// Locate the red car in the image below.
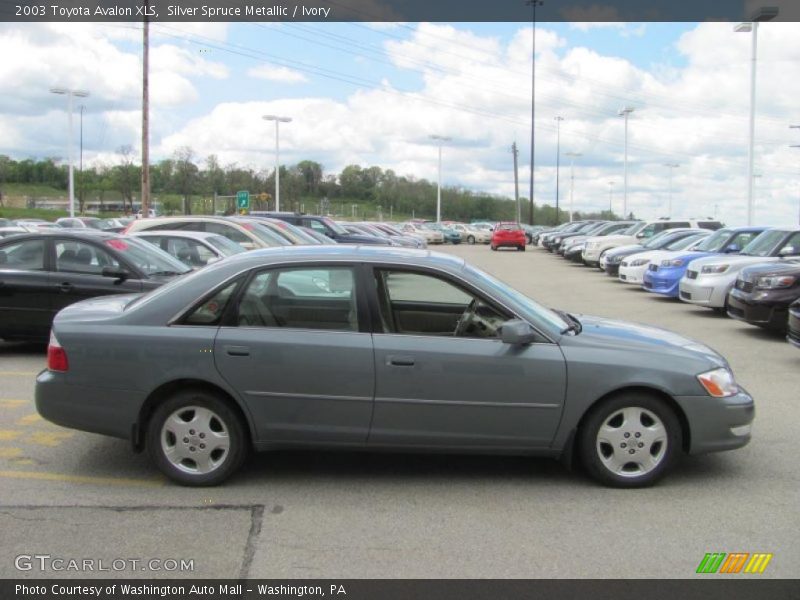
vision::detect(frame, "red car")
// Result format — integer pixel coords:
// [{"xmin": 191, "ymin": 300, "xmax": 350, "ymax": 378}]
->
[{"xmin": 491, "ymin": 222, "xmax": 526, "ymax": 251}]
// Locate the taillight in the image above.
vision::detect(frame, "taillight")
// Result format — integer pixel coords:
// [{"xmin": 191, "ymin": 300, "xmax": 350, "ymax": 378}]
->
[{"xmin": 47, "ymin": 331, "xmax": 69, "ymax": 372}]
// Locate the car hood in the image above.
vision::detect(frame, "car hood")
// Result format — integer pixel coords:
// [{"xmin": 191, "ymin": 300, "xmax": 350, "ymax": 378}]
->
[
  {"xmin": 668, "ymin": 250, "xmax": 715, "ymax": 263},
  {"xmin": 606, "ymin": 243, "xmax": 645, "ymax": 257},
  {"xmin": 587, "ymin": 233, "xmax": 633, "ymax": 245},
  {"xmin": 739, "ymin": 260, "xmax": 800, "ymax": 279},
  {"xmin": 622, "ymin": 249, "xmax": 672, "ymax": 264},
  {"xmin": 688, "ymin": 254, "xmax": 782, "ymax": 271},
  {"xmin": 571, "ymin": 314, "xmax": 726, "ymax": 368},
  {"xmin": 53, "ymin": 293, "xmax": 142, "ymax": 324}
]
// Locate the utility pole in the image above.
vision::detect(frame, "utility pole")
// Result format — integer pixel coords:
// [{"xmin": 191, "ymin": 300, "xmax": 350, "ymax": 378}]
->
[
  {"xmin": 608, "ymin": 181, "xmax": 615, "ymax": 216},
  {"xmin": 430, "ymin": 134, "xmax": 451, "ymax": 222},
  {"xmin": 565, "ymin": 152, "xmax": 582, "ymax": 222},
  {"xmin": 554, "ymin": 116, "xmax": 564, "ymax": 224},
  {"xmin": 791, "ymin": 125, "xmax": 800, "ymax": 225},
  {"xmin": 141, "ymin": 17, "xmax": 150, "ymax": 218},
  {"xmin": 512, "ymin": 142, "xmax": 520, "ymax": 224},
  {"xmin": 79, "ymin": 105, "xmax": 84, "ymax": 213},
  {"xmin": 526, "ymin": 0, "xmax": 543, "ymax": 225},
  {"xmin": 618, "ymin": 106, "xmax": 635, "ymax": 219}
]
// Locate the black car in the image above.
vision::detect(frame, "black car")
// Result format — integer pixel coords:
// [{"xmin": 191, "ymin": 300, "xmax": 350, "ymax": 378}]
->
[
  {"xmin": 787, "ymin": 299, "xmax": 800, "ymax": 348},
  {"xmin": 250, "ymin": 212, "xmax": 388, "ymax": 245},
  {"xmin": 0, "ymin": 231, "xmax": 190, "ymax": 342},
  {"xmin": 727, "ymin": 260, "xmax": 800, "ymax": 332}
]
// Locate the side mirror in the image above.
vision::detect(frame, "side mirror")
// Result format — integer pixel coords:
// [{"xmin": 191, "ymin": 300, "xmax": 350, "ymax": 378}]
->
[
  {"xmin": 779, "ymin": 246, "xmax": 797, "ymax": 257},
  {"xmin": 101, "ymin": 266, "xmax": 131, "ymax": 281},
  {"xmin": 724, "ymin": 244, "xmax": 740, "ymax": 254},
  {"xmin": 635, "ymin": 232, "xmax": 646, "ymax": 239},
  {"xmin": 500, "ymin": 319, "xmax": 538, "ymax": 345}
]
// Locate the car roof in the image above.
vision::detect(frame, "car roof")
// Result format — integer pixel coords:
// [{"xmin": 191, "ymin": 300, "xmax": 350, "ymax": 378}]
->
[{"xmin": 0, "ymin": 230, "xmax": 121, "ymax": 243}]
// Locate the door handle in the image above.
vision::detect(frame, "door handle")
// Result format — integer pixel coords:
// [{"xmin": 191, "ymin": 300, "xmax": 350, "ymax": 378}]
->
[
  {"xmin": 387, "ymin": 355, "xmax": 415, "ymax": 367},
  {"xmin": 58, "ymin": 282, "xmax": 73, "ymax": 292},
  {"xmin": 224, "ymin": 345, "xmax": 250, "ymax": 357}
]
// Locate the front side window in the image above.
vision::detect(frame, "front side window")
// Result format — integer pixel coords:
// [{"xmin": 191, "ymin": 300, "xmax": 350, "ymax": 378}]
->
[
  {"xmin": 375, "ymin": 269, "xmax": 509, "ymax": 339},
  {"xmin": 236, "ymin": 266, "xmax": 358, "ymax": 331},
  {"xmin": 778, "ymin": 232, "xmax": 800, "ymax": 256},
  {"xmin": 166, "ymin": 238, "xmax": 218, "ymax": 268},
  {"xmin": 55, "ymin": 240, "xmax": 120, "ymax": 274},
  {"xmin": 0, "ymin": 238, "xmax": 46, "ymax": 271}
]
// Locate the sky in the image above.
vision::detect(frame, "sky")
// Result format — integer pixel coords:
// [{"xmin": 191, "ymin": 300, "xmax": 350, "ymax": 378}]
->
[{"xmin": 0, "ymin": 19, "xmax": 799, "ymax": 226}]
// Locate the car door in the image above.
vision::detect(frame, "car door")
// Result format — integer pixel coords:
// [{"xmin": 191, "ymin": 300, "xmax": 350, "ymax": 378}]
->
[
  {"xmin": 50, "ymin": 238, "xmax": 143, "ymax": 317},
  {"xmin": 368, "ymin": 267, "xmax": 567, "ymax": 449},
  {"xmin": 213, "ymin": 264, "xmax": 375, "ymax": 444},
  {"xmin": 0, "ymin": 237, "xmax": 52, "ymax": 340}
]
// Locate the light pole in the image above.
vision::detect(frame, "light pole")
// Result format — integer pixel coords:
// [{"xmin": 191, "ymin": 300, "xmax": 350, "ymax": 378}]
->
[
  {"xmin": 262, "ymin": 115, "xmax": 292, "ymax": 212},
  {"xmin": 735, "ymin": 7, "xmax": 778, "ymax": 225},
  {"xmin": 554, "ymin": 116, "xmax": 564, "ymax": 224},
  {"xmin": 526, "ymin": 0, "xmax": 544, "ymax": 225},
  {"xmin": 791, "ymin": 125, "xmax": 800, "ymax": 226},
  {"xmin": 430, "ymin": 134, "xmax": 451, "ymax": 222},
  {"xmin": 664, "ymin": 163, "xmax": 679, "ymax": 217},
  {"xmin": 618, "ymin": 106, "xmax": 635, "ymax": 219},
  {"xmin": 79, "ymin": 105, "xmax": 85, "ymax": 214},
  {"xmin": 608, "ymin": 181, "xmax": 615, "ymax": 216},
  {"xmin": 565, "ymin": 151, "xmax": 582, "ymax": 222},
  {"xmin": 50, "ymin": 87, "xmax": 89, "ymax": 218}
]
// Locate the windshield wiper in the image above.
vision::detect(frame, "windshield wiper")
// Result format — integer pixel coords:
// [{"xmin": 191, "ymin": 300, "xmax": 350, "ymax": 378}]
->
[
  {"xmin": 554, "ymin": 310, "xmax": 582, "ymax": 335},
  {"xmin": 149, "ymin": 270, "xmax": 185, "ymax": 276}
]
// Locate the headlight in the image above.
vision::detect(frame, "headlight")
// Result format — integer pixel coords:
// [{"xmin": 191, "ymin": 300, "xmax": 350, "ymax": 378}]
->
[
  {"xmin": 661, "ymin": 258, "xmax": 684, "ymax": 267},
  {"xmin": 609, "ymin": 255, "xmax": 623, "ymax": 264},
  {"xmin": 630, "ymin": 258, "xmax": 649, "ymax": 266},
  {"xmin": 701, "ymin": 264, "xmax": 729, "ymax": 274},
  {"xmin": 697, "ymin": 367, "xmax": 739, "ymax": 398},
  {"xmin": 554, "ymin": 237, "xmax": 562, "ymax": 243},
  {"xmin": 756, "ymin": 275, "xmax": 796, "ymax": 289}
]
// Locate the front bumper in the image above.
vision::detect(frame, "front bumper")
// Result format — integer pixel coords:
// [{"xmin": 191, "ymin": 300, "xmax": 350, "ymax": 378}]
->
[
  {"xmin": 679, "ymin": 275, "xmax": 731, "ymax": 308},
  {"xmin": 642, "ymin": 267, "xmax": 682, "ymax": 297},
  {"xmin": 618, "ymin": 264, "xmax": 647, "ymax": 284},
  {"xmin": 35, "ymin": 369, "xmax": 142, "ymax": 442},
  {"xmin": 727, "ymin": 289, "xmax": 792, "ymax": 331},
  {"xmin": 675, "ymin": 388, "xmax": 754, "ymax": 455},
  {"xmin": 604, "ymin": 261, "xmax": 622, "ymax": 276}
]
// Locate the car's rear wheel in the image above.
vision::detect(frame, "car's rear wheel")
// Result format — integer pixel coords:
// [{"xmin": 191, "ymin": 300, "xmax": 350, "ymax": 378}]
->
[
  {"xmin": 147, "ymin": 390, "xmax": 247, "ymax": 486},
  {"xmin": 517, "ymin": 245, "xmax": 526, "ymax": 252},
  {"xmin": 491, "ymin": 245, "xmax": 497, "ymax": 251},
  {"xmin": 578, "ymin": 393, "xmax": 681, "ymax": 488},
  {"xmin": 467, "ymin": 235, "xmax": 475, "ymax": 245}
]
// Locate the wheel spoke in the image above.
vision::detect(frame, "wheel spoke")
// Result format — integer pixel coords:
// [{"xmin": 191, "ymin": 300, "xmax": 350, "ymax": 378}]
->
[
  {"xmin": 190, "ymin": 406, "xmax": 217, "ymax": 432},
  {"xmin": 597, "ymin": 424, "xmax": 622, "ymax": 445},
  {"xmin": 163, "ymin": 443, "xmax": 189, "ymax": 466},
  {"xmin": 621, "ymin": 406, "xmax": 643, "ymax": 429},
  {"xmin": 598, "ymin": 447, "xmax": 627, "ymax": 474},
  {"xmin": 164, "ymin": 414, "xmax": 190, "ymax": 438},
  {"xmin": 192, "ymin": 450, "xmax": 213, "ymax": 474}
]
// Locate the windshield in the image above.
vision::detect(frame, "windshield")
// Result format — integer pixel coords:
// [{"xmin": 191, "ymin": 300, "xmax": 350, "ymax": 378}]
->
[
  {"xmin": 322, "ymin": 217, "xmax": 348, "ymax": 236},
  {"xmin": 642, "ymin": 230, "xmax": 685, "ymax": 249},
  {"xmin": 666, "ymin": 234, "xmax": 707, "ymax": 251},
  {"xmin": 741, "ymin": 230, "xmax": 784, "ymax": 257},
  {"xmin": 246, "ymin": 223, "xmax": 292, "ymax": 246},
  {"xmin": 207, "ymin": 235, "xmax": 247, "ymax": 256},
  {"xmin": 693, "ymin": 229, "xmax": 732, "ymax": 252},
  {"xmin": 103, "ymin": 237, "xmax": 191, "ymax": 276},
  {"xmin": 464, "ymin": 264, "xmax": 568, "ymax": 334}
]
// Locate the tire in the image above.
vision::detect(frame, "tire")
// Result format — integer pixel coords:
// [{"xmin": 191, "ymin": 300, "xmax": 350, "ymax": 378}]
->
[
  {"xmin": 518, "ymin": 245, "xmax": 526, "ymax": 252},
  {"xmin": 597, "ymin": 251, "xmax": 608, "ymax": 272},
  {"xmin": 467, "ymin": 235, "xmax": 475, "ymax": 245},
  {"xmin": 491, "ymin": 245, "xmax": 497, "ymax": 251},
  {"xmin": 147, "ymin": 389, "xmax": 248, "ymax": 486},
  {"xmin": 578, "ymin": 393, "xmax": 681, "ymax": 488}
]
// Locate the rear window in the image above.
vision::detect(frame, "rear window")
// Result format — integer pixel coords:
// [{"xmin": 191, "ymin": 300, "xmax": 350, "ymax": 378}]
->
[
  {"xmin": 496, "ymin": 223, "xmax": 521, "ymax": 231},
  {"xmin": 698, "ymin": 221, "xmax": 723, "ymax": 231}
]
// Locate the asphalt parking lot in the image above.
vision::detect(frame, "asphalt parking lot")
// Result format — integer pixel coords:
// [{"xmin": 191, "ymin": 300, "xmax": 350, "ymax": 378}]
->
[{"xmin": 1, "ymin": 243, "xmax": 797, "ymax": 579}]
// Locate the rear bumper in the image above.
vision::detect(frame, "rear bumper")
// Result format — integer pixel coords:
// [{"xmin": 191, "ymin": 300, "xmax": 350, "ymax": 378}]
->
[
  {"xmin": 35, "ymin": 369, "xmax": 142, "ymax": 441},
  {"xmin": 675, "ymin": 389, "xmax": 754, "ymax": 455}
]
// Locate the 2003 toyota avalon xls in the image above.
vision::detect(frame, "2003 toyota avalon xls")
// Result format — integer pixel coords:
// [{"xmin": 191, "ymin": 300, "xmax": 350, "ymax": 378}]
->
[{"xmin": 35, "ymin": 246, "xmax": 754, "ymax": 488}]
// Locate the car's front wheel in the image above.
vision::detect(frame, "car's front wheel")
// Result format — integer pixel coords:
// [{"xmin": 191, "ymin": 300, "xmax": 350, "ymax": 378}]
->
[
  {"xmin": 578, "ymin": 393, "xmax": 681, "ymax": 488},
  {"xmin": 147, "ymin": 390, "xmax": 247, "ymax": 486},
  {"xmin": 467, "ymin": 235, "xmax": 475, "ymax": 245}
]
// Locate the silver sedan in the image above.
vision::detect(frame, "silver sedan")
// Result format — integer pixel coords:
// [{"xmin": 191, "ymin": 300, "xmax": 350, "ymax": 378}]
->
[{"xmin": 36, "ymin": 246, "xmax": 754, "ymax": 487}]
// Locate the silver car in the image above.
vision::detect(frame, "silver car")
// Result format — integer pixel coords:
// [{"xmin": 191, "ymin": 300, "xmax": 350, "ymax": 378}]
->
[{"xmin": 36, "ymin": 247, "xmax": 753, "ymax": 488}]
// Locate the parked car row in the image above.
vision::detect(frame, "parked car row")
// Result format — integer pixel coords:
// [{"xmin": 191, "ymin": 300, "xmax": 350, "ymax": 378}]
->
[{"xmin": 534, "ymin": 221, "xmax": 800, "ymax": 349}]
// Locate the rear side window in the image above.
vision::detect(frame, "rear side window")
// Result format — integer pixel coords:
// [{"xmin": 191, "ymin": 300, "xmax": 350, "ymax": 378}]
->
[
  {"xmin": 205, "ymin": 222, "xmax": 251, "ymax": 244},
  {"xmin": 670, "ymin": 222, "xmax": 691, "ymax": 229},
  {"xmin": 55, "ymin": 240, "xmax": 119, "ymax": 274},
  {"xmin": 0, "ymin": 238, "xmax": 46, "ymax": 271},
  {"xmin": 146, "ymin": 221, "xmax": 192, "ymax": 231},
  {"xmin": 182, "ymin": 280, "xmax": 240, "ymax": 326},
  {"xmin": 698, "ymin": 221, "xmax": 723, "ymax": 230}
]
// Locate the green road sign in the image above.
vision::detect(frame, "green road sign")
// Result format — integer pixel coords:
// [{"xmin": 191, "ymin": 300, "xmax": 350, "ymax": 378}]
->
[{"xmin": 236, "ymin": 190, "xmax": 250, "ymax": 209}]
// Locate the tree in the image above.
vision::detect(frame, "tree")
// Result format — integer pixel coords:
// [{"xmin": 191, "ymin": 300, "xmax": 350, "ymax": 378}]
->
[
  {"xmin": 296, "ymin": 160, "xmax": 323, "ymax": 195},
  {"xmin": 171, "ymin": 146, "xmax": 198, "ymax": 214},
  {"xmin": 114, "ymin": 145, "xmax": 138, "ymax": 214}
]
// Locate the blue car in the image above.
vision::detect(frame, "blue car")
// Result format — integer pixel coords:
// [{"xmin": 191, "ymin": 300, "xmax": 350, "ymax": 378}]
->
[{"xmin": 643, "ymin": 227, "xmax": 767, "ymax": 297}]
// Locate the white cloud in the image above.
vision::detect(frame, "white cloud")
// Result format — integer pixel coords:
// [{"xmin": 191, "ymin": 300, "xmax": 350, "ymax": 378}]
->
[{"xmin": 247, "ymin": 64, "xmax": 309, "ymax": 84}]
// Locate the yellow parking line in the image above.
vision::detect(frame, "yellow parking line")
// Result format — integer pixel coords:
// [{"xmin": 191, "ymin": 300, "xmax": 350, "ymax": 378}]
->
[
  {"xmin": 0, "ymin": 430, "xmax": 22, "ymax": 441},
  {"xmin": 0, "ymin": 447, "xmax": 23, "ymax": 459},
  {"xmin": 0, "ymin": 470, "xmax": 165, "ymax": 487},
  {"xmin": 17, "ymin": 414, "xmax": 43, "ymax": 426},
  {"xmin": 0, "ymin": 371, "xmax": 38, "ymax": 377},
  {"xmin": 28, "ymin": 431, "xmax": 73, "ymax": 447},
  {"xmin": 0, "ymin": 400, "xmax": 28, "ymax": 409}
]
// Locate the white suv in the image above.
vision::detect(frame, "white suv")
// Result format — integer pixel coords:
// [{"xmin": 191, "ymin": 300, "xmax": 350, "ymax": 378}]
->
[{"xmin": 582, "ymin": 219, "xmax": 722, "ymax": 267}]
